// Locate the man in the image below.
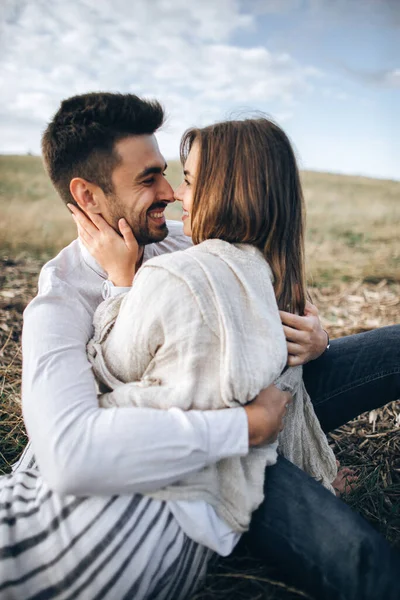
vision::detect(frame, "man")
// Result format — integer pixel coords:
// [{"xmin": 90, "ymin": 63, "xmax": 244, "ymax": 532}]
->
[{"xmin": 16, "ymin": 92, "xmax": 400, "ymax": 598}]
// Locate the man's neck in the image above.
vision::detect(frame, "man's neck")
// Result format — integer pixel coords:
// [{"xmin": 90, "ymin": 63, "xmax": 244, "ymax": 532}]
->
[{"xmin": 136, "ymin": 246, "xmax": 145, "ymax": 271}]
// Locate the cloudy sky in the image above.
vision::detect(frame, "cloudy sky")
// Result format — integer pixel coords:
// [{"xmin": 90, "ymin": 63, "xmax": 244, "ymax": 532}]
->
[{"xmin": 0, "ymin": 0, "xmax": 399, "ymax": 180}]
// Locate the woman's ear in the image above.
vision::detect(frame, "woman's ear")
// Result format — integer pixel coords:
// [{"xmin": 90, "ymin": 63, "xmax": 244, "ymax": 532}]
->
[{"xmin": 69, "ymin": 178, "xmax": 104, "ymax": 214}]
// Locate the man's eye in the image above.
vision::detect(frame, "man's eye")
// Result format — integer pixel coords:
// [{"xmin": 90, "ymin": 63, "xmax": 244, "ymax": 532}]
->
[{"xmin": 143, "ymin": 177, "xmax": 155, "ymax": 185}]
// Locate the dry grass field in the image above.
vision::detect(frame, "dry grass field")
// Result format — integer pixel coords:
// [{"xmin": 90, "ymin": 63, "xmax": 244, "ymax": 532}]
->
[
  {"xmin": 0, "ymin": 155, "xmax": 399, "ymax": 599},
  {"xmin": 1, "ymin": 155, "xmax": 399, "ymax": 286}
]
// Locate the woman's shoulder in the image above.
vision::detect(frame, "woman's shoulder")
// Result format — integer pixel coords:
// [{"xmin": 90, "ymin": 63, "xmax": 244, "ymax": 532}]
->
[
  {"xmin": 135, "ymin": 243, "xmax": 220, "ymax": 334},
  {"xmin": 142, "ymin": 241, "xmax": 220, "ymax": 271},
  {"xmin": 141, "ymin": 240, "xmax": 272, "ymax": 282},
  {"xmin": 138, "ymin": 244, "xmax": 227, "ymax": 308},
  {"xmin": 195, "ymin": 240, "xmax": 274, "ymax": 280},
  {"xmin": 136, "ymin": 247, "xmax": 210, "ymax": 298},
  {"xmin": 141, "ymin": 245, "xmax": 197, "ymax": 274}
]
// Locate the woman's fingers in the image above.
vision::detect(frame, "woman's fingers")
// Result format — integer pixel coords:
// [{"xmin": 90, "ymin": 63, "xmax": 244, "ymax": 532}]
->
[
  {"xmin": 68, "ymin": 204, "xmax": 124, "ymax": 245},
  {"xmin": 118, "ymin": 219, "xmax": 138, "ymax": 251},
  {"xmin": 86, "ymin": 210, "xmax": 117, "ymax": 234},
  {"xmin": 75, "ymin": 221, "xmax": 90, "ymax": 243},
  {"xmin": 75, "ymin": 221, "xmax": 93, "ymax": 250},
  {"xmin": 67, "ymin": 204, "xmax": 100, "ymax": 237},
  {"xmin": 67, "ymin": 207, "xmax": 138, "ymax": 284}
]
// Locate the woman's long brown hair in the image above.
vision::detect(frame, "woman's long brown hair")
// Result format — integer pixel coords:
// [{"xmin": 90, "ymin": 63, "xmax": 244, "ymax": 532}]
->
[{"xmin": 180, "ymin": 118, "xmax": 307, "ymax": 315}]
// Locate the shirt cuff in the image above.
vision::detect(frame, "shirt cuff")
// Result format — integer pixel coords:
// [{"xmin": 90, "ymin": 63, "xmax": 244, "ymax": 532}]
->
[
  {"xmin": 109, "ymin": 286, "xmax": 131, "ymax": 298},
  {"xmin": 102, "ymin": 279, "xmax": 132, "ymax": 299}
]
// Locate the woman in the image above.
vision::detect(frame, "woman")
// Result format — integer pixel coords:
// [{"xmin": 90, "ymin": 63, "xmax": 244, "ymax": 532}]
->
[
  {"xmin": 86, "ymin": 118, "xmax": 337, "ymax": 535},
  {"xmin": 0, "ymin": 117, "xmax": 336, "ymax": 599}
]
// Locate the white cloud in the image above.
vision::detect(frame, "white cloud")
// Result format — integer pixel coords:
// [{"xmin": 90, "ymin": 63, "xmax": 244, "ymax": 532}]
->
[
  {"xmin": 2, "ymin": 0, "xmax": 396, "ymax": 180},
  {"xmin": 385, "ymin": 69, "xmax": 400, "ymax": 87},
  {"xmin": 341, "ymin": 66, "xmax": 400, "ymax": 89},
  {"xmin": 0, "ymin": 0, "xmax": 320, "ymax": 156}
]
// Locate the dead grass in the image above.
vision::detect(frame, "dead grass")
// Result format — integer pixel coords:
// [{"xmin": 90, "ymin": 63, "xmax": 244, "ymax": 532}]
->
[
  {"xmin": 0, "ymin": 256, "xmax": 398, "ymax": 600},
  {"xmin": 1, "ymin": 156, "xmax": 399, "ymax": 285},
  {"xmin": 302, "ymin": 171, "xmax": 400, "ymax": 286},
  {"xmin": 0, "ymin": 156, "xmax": 399, "ymax": 599}
]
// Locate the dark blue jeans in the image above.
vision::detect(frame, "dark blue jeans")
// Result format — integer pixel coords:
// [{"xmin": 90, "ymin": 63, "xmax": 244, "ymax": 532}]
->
[{"xmin": 245, "ymin": 325, "xmax": 400, "ymax": 600}]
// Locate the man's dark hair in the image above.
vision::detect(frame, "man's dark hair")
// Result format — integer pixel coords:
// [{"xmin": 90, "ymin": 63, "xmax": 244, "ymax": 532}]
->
[{"xmin": 42, "ymin": 92, "xmax": 165, "ymax": 205}]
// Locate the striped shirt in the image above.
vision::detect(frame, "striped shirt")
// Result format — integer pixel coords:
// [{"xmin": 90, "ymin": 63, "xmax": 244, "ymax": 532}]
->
[{"xmin": 0, "ymin": 457, "xmax": 213, "ymax": 599}]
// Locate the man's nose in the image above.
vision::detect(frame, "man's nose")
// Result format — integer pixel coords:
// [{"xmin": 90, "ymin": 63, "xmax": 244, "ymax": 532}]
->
[{"xmin": 160, "ymin": 179, "xmax": 175, "ymax": 203}]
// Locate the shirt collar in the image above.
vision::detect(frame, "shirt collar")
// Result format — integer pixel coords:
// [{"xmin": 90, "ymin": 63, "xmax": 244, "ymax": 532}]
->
[
  {"xmin": 78, "ymin": 239, "xmax": 107, "ymax": 279},
  {"xmin": 78, "ymin": 238, "xmax": 158, "ymax": 280}
]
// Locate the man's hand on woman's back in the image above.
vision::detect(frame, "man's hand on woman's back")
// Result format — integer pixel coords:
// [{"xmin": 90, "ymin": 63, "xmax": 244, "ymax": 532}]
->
[
  {"xmin": 280, "ymin": 301, "xmax": 329, "ymax": 366},
  {"xmin": 245, "ymin": 385, "xmax": 292, "ymax": 446}
]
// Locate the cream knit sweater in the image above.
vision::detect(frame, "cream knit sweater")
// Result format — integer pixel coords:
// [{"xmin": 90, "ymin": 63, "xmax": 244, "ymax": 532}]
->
[{"xmin": 88, "ymin": 240, "xmax": 337, "ymax": 532}]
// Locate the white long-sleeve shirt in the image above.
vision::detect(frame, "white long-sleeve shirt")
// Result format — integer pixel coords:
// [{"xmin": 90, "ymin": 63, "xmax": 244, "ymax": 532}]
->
[{"xmin": 22, "ymin": 221, "xmax": 247, "ymax": 555}]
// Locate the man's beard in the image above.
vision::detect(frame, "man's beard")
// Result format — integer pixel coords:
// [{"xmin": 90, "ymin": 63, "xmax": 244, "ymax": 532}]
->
[
  {"xmin": 108, "ymin": 197, "xmax": 169, "ymax": 245},
  {"xmin": 133, "ymin": 209, "xmax": 169, "ymax": 245}
]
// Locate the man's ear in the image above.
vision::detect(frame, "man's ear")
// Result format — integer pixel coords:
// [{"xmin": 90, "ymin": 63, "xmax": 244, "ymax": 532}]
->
[{"xmin": 69, "ymin": 178, "xmax": 104, "ymax": 214}]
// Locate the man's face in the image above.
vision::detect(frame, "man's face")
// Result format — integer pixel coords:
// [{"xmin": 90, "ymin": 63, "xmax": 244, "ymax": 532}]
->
[{"xmin": 102, "ymin": 135, "xmax": 174, "ymax": 245}]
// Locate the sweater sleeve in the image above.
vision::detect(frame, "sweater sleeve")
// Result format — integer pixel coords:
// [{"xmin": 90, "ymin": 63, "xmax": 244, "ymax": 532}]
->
[{"xmin": 100, "ymin": 264, "xmax": 220, "ymax": 411}]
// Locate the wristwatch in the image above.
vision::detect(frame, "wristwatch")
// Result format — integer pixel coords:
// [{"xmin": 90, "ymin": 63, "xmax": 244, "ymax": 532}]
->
[{"xmin": 323, "ymin": 329, "xmax": 331, "ymax": 351}]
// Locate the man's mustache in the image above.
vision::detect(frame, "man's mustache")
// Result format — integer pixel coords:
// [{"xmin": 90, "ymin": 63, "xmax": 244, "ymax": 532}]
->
[{"xmin": 147, "ymin": 201, "xmax": 169, "ymax": 212}]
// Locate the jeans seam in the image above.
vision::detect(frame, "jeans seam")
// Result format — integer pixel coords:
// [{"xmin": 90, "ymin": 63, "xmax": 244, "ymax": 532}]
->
[{"xmin": 313, "ymin": 367, "xmax": 400, "ymax": 407}]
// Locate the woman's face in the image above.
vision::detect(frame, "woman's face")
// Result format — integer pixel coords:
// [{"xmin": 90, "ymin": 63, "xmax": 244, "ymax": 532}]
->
[{"xmin": 174, "ymin": 142, "xmax": 199, "ymax": 237}]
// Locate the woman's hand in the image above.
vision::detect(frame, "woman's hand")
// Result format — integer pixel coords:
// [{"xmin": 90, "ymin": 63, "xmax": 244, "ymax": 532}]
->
[
  {"xmin": 280, "ymin": 301, "xmax": 328, "ymax": 366},
  {"xmin": 67, "ymin": 204, "xmax": 140, "ymax": 287},
  {"xmin": 245, "ymin": 385, "xmax": 292, "ymax": 446}
]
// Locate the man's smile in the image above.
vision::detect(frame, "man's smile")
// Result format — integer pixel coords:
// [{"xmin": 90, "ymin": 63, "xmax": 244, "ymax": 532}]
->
[{"xmin": 147, "ymin": 202, "xmax": 168, "ymax": 225}]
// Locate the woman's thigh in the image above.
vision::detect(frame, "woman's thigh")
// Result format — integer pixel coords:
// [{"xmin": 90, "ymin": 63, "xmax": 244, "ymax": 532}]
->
[{"xmin": 302, "ymin": 325, "xmax": 400, "ymax": 432}]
